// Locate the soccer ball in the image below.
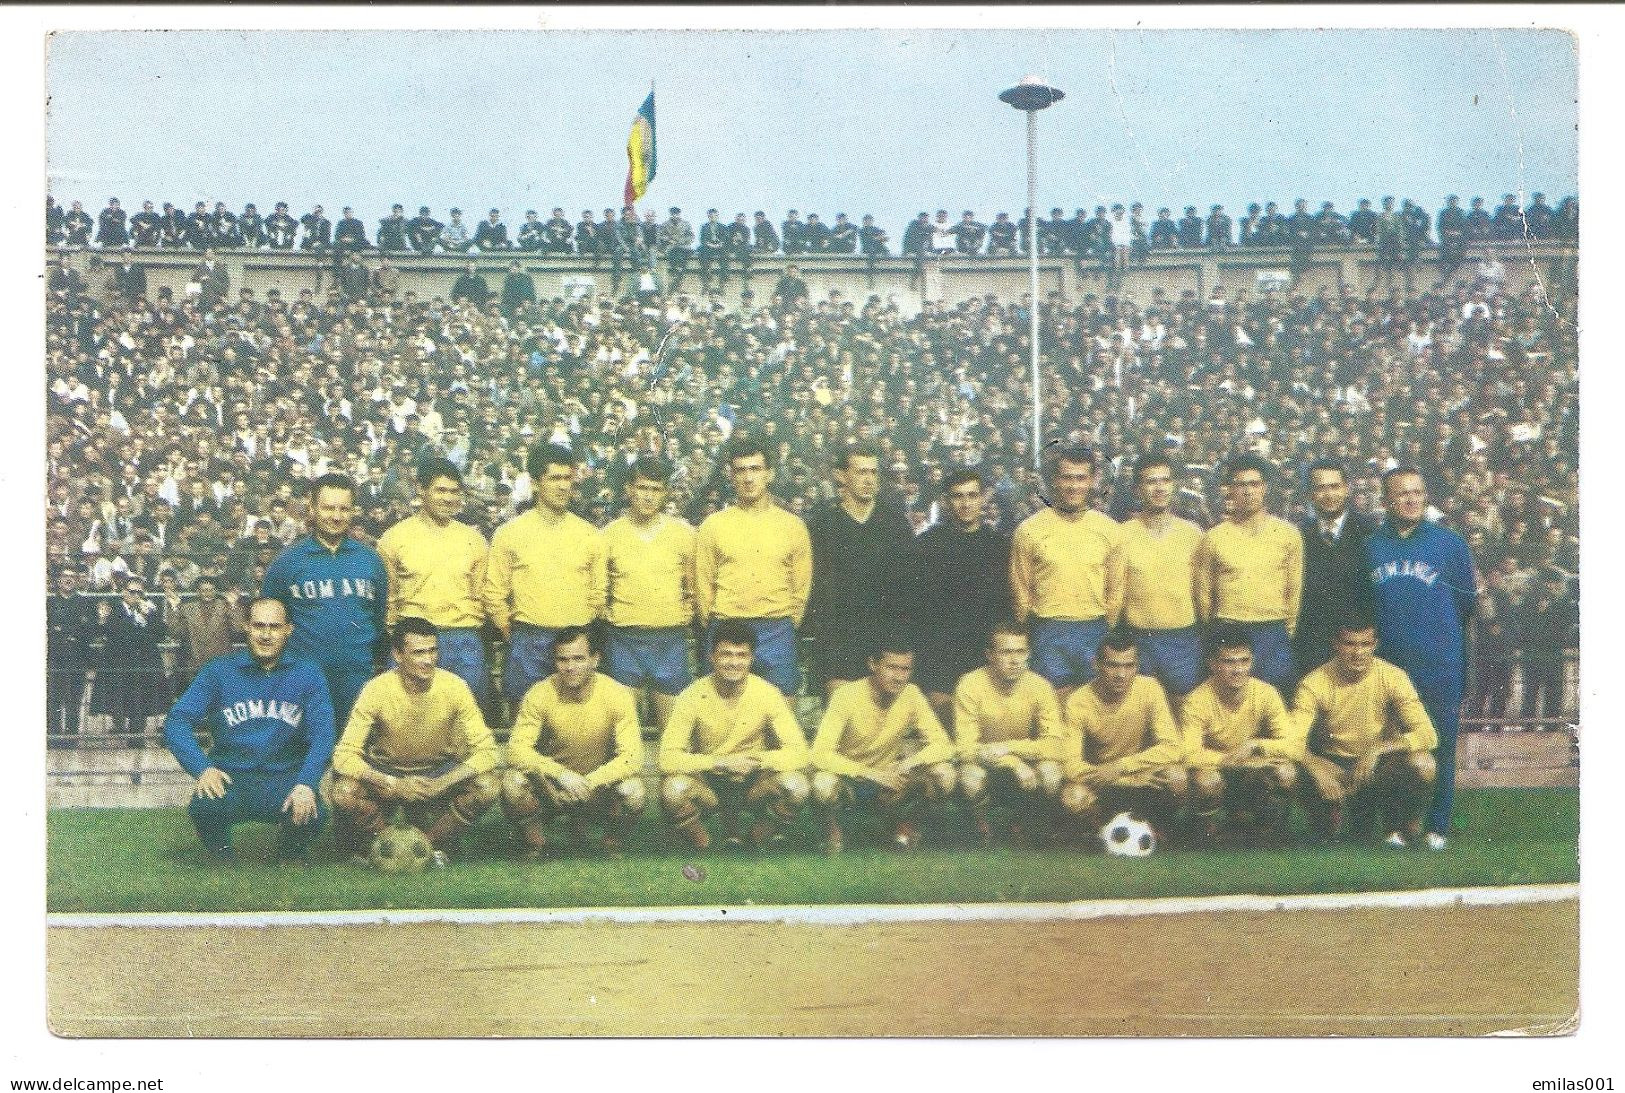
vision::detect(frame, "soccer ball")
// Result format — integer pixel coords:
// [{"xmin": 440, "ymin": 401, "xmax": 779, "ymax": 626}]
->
[
  {"xmin": 1100, "ymin": 812, "xmax": 1156, "ymax": 857},
  {"xmin": 369, "ymin": 824, "xmax": 434, "ymax": 874}
]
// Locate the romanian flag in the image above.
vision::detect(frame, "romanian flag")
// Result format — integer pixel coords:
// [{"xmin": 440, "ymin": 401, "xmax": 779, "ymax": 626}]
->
[{"xmin": 624, "ymin": 91, "xmax": 657, "ymax": 207}]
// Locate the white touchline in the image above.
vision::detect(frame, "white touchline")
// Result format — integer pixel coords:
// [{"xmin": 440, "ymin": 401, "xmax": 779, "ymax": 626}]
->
[{"xmin": 47, "ymin": 883, "xmax": 1579, "ymax": 930}]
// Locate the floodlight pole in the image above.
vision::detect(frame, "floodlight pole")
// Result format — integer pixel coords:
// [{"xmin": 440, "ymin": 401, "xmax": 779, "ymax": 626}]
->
[{"xmin": 1000, "ymin": 76, "xmax": 1064, "ymax": 476}]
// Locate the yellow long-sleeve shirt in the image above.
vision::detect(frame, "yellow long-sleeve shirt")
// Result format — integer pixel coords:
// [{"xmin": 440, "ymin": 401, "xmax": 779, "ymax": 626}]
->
[
  {"xmin": 1194, "ymin": 515, "xmax": 1303, "ymax": 632},
  {"xmin": 603, "ymin": 513, "xmax": 696, "ymax": 628},
  {"xmin": 483, "ymin": 508, "xmax": 606, "ymax": 632},
  {"xmin": 1010, "ymin": 507, "xmax": 1123, "ymax": 623},
  {"xmin": 810, "ymin": 679, "xmax": 956, "ymax": 779},
  {"xmin": 694, "ymin": 503, "xmax": 812, "ymax": 625},
  {"xmin": 506, "ymin": 672, "xmax": 643, "ymax": 789},
  {"xmin": 376, "ymin": 514, "xmax": 488, "ymax": 629},
  {"xmin": 952, "ymin": 668, "xmax": 1065, "ymax": 763},
  {"xmin": 659, "ymin": 673, "xmax": 810, "ymax": 775},
  {"xmin": 1293, "ymin": 658, "xmax": 1438, "ymax": 761},
  {"xmin": 334, "ymin": 668, "xmax": 499, "ymax": 779},
  {"xmin": 1117, "ymin": 515, "xmax": 1202, "ymax": 630},
  {"xmin": 1060, "ymin": 675, "xmax": 1183, "ymax": 781},
  {"xmin": 1181, "ymin": 677, "xmax": 1303, "ymax": 767}
]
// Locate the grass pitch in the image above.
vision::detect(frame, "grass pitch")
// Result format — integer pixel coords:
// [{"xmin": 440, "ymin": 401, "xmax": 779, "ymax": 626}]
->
[{"xmin": 47, "ymin": 787, "xmax": 1576, "ymax": 914}]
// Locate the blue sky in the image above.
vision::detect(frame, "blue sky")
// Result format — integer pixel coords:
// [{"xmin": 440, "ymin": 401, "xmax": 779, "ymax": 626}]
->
[{"xmin": 46, "ymin": 29, "xmax": 1575, "ymax": 231}]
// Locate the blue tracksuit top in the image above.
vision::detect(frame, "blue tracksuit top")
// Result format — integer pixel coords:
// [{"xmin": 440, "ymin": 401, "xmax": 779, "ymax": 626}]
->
[
  {"xmin": 263, "ymin": 535, "xmax": 388, "ymax": 669},
  {"xmin": 1365, "ymin": 519, "xmax": 1476, "ymax": 690},
  {"xmin": 164, "ymin": 650, "xmax": 336, "ymax": 789}
]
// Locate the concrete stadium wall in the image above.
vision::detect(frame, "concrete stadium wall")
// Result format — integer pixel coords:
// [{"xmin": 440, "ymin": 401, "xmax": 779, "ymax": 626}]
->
[{"xmin": 51, "ymin": 242, "xmax": 1574, "ymax": 316}]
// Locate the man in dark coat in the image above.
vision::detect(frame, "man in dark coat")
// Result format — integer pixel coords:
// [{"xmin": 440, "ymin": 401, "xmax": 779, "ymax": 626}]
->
[
  {"xmin": 1293, "ymin": 458, "xmax": 1375, "ymax": 679},
  {"xmin": 450, "ymin": 260, "xmax": 489, "ymax": 307}
]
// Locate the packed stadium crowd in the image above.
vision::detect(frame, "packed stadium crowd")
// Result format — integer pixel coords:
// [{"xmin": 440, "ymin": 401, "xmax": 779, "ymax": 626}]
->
[{"xmin": 47, "ymin": 191, "xmax": 1578, "ymax": 259}]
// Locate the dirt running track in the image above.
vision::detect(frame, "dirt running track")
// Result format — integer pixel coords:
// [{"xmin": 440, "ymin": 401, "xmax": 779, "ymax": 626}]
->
[{"xmin": 48, "ymin": 901, "xmax": 1576, "ymax": 1037}]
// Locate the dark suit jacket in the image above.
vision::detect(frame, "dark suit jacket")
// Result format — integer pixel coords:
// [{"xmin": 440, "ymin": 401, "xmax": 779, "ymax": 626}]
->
[{"xmin": 1294, "ymin": 509, "xmax": 1376, "ymax": 673}]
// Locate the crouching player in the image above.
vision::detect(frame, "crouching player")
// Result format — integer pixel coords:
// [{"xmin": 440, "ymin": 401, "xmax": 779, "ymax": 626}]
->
[
  {"xmin": 1057, "ymin": 628, "xmax": 1188, "ymax": 841},
  {"xmin": 658, "ymin": 621, "xmax": 810, "ymax": 850},
  {"xmin": 330, "ymin": 618, "xmax": 502, "ymax": 865},
  {"xmin": 1293, "ymin": 614, "xmax": 1437, "ymax": 846},
  {"xmin": 1181, "ymin": 624, "xmax": 1303, "ymax": 846},
  {"xmin": 809, "ymin": 636, "xmax": 957, "ymax": 854},
  {"xmin": 501, "ymin": 625, "xmax": 646, "ymax": 858},
  {"xmin": 162, "ymin": 597, "xmax": 335, "ymax": 864},
  {"xmin": 953, "ymin": 621, "xmax": 1066, "ymax": 846}
]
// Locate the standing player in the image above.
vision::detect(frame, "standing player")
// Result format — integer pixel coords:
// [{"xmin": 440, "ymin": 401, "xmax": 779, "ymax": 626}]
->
[
  {"xmin": 484, "ymin": 443, "xmax": 606, "ymax": 712},
  {"xmin": 1115, "ymin": 453, "xmax": 1204, "ymax": 702},
  {"xmin": 330, "ymin": 618, "xmax": 502, "ymax": 865},
  {"xmin": 809, "ymin": 636, "xmax": 958, "ymax": 854},
  {"xmin": 1056, "ymin": 628, "xmax": 1188, "ymax": 839},
  {"xmin": 694, "ymin": 435, "xmax": 812, "ymax": 696},
  {"xmin": 1193, "ymin": 454, "xmax": 1303, "ymax": 692},
  {"xmin": 162, "ymin": 597, "xmax": 334, "ymax": 864},
  {"xmin": 1181, "ymin": 624, "xmax": 1303, "ymax": 845},
  {"xmin": 376, "ymin": 459, "xmax": 490, "ymax": 704},
  {"xmin": 1293, "ymin": 614, "xmax": 1438, "ymax": 847},
  {"xmin": 658, "ymin": 621, "xmax": 810, "ymax": 850},
  {"xmin": 953, "ymin": 621, "xmax": 1067, "ymax": 846},
  {"xmin": 804, "ymin": 444, "xmax": 915, "ymax": 699},
  {"xmin": 263, "ymin": 473, "xmax": 388, "ymax": 730},
  {"xmin": 601, "ymin": 456, "xmax": 695, "ymax": 731},
  {"xmin": 908, "ymin": 469, "xmax": 1011, "ymax": 727},
  {"xmin": 1365, "ymin": 467, "xmax": 1476, "ymax": 850},
  {"xmin": 1010, "ymin": 445, "xmax": 1123, "ymax": 698},
  {"xmin": 1293, "ymin": 458, "xmax": 1375, "ymax": 680},
  {"xmin": 501, "ymin": 626, "xmax": 645, "ymax": 858}
]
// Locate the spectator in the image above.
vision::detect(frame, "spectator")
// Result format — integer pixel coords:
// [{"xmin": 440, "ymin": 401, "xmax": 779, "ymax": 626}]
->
[
  {"xmin": 450, "ymin": 260, "xmax": 490, "ymax": 306},
  {"xmin": 474, "ymin": 208, "xmax": 510, "ymax": 251}
]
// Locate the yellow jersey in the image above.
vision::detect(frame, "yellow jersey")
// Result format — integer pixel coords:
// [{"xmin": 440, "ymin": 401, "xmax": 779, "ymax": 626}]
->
[
  {"xmin": 952, "ymin": 667, "xmax": 1065, "ymax": 763},
  {"xmin": 375, "ymin": 514, "xmax": 488, "ymax": 629},
  {"xmin": 694, "ymin": 502, "xmax": 813, "ymax": 625},
  {"xmin": 1194, "ymin": 515, "xmax": 1303, "ymax": 631},
  {"xmin": 1060, "ymin": 675, "xmax": 1183, "ymax": 781},
  {"xmin": 334, "ymin": 668, "xmax": 499, "ymax": 779},
  {"xmin": 602, "ymin": 513, "xmax": 696, "ymax": 628},
  {"xmin": 1180, "ymin": 677, "xmax": 1303, "ymax": 767},
  {"xmin": 811, "ymin": 679, "xmax": 956, "ymax": 779},
  {"xmin": 506, "ymin": 672, "xmax": 643, "ymax": 789},
  {"xmin": 1010, "ymin": 507, "xmax": 1123, "ymax": 623},
  {"xmin": 1116, "ymin": 514, "xmax": 1202, "ymax": 630},
  {"xmin": 483, "ymin": 507, "xmax": 606, "ymax": 632},
  {"xmin": 1293, "ymin": 658, "xmax": 1438, "ymax": 761},
  {"xmin": 658, "ymin": 673, "xmax": 810, "ymax": 775}
]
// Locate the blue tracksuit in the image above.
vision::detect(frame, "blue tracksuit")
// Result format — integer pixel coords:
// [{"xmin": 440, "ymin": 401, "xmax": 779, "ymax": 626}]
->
[
  {"xmin": 1366, "ymin": 520, "xmax": 1476, "ymax": 836},
  {"xmin": 263, "ymin": 535, "xmax": 388, "ymax": 727},
  {"xmin": 164, "ymin": 651, "xmax": 337, "ymax": 856}
]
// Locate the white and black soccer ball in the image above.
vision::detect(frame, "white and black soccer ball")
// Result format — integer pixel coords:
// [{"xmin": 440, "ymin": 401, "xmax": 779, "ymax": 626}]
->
[
  {"xmin": 1100, "ymin": 812, "xmax": 1156, "ymax": 857},
  {"xmin": 369, "ymin": 824, "xmax": 434, "ymax": 874}
]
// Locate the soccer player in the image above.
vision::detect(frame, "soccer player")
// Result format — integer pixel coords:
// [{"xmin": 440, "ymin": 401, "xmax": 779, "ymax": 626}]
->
[
  {"xmin": 1293, "ymin": 458, "xmax": 1375, "ymax": 680},
  {"xmin": 1115, "ymin": 453, "xmax": 1204, "ymax": 701},
  {"xmin": 376, "ymin": 458, "xmax": 490, "ymax": 704},
  {"xmin": 805, "ymin": 444, "xmax": 915, "ymax": 699},
  {"xmin": 484, "ymin": 443, "xmax": 606, "ymax": 709},
  {"xmin": 1056, "ymin": 628, "xmax": 1188, "ymax": 838},
  {"xmin": 162, "ymin": 597, "xmax": 334, "ymax": 864},
  {"xmin": 501, "ymin": 625, "xmax": 645, "ymax": 858},
  {"xmin": 908, "ymin": 469, "xmax": 1011, "ymax": 726},
  {"xmin": 953, "ymin": 621, "xmax": 1066, "ymax": 846},
  {"xmin": 330, "ymin": 618, "xmax": 502, "ymax": 865},
  {"xmin": 1181, "ymin": 624, "xmax": 1303, "ymax": 845},
  {"xmin": 601, "ymin": 456, "xmax": 695, "ymax": 730},
  {"xmin": 694, "ymin": 435, "xmax": 812, "ymax": 696},
  {"xmin": 1010, "ymin": 445, "xmax": 1123, "ymax": 698},
  {"xmin": 1193, "ymin": 454, "xmax": 1303, "ymax": 692},
  {"xmin": 1293, "ymin": 615, "xmax": 1438, "ymax": 847},
  {"xmin": 1365, "ymin": 468, "xmax": 1476, "ymax": 850},
  {"xmin": 809, "ymin": 636, "xmax": 957, "ymax": 854},
  {"xmin": 263, "ymin": 473, "xmax": 388, "ymax": 729},
  {"xmin": 658, "ymin": 620, "xmax": 811, "ymax": 850}
]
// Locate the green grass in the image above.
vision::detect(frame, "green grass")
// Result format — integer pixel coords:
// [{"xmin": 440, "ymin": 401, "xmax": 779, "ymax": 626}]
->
[{"xmin": 47, "ymin": 788, "xmax": 1577, "ymax": 914}]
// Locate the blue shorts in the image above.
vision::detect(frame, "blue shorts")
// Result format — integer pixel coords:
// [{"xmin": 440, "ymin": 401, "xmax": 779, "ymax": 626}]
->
[
  {"xmin": 434, "ymin": 627, "xmax": 489, "ymax": 707},
  {"xmin": 1030, "ymin": 617, "xmax": 1108, "ymax": 688},
  {"xmin": 705, "ymin": 617, "xmax": 800, "ymax": 696},
  {"xmin": 605, "ymin": 625, "xmax": 693, "ymax": 695},
  {"xmin": 1216, "ymin": 619, "xmax": 1293, "ymax": 694},
  {"xmin": 503, "ymin": 624, "xmax": 560, "ymax": 703},
  {"xmin": 1137, "ymin": 626, "xmax": 1203, "ymax": 697}
]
